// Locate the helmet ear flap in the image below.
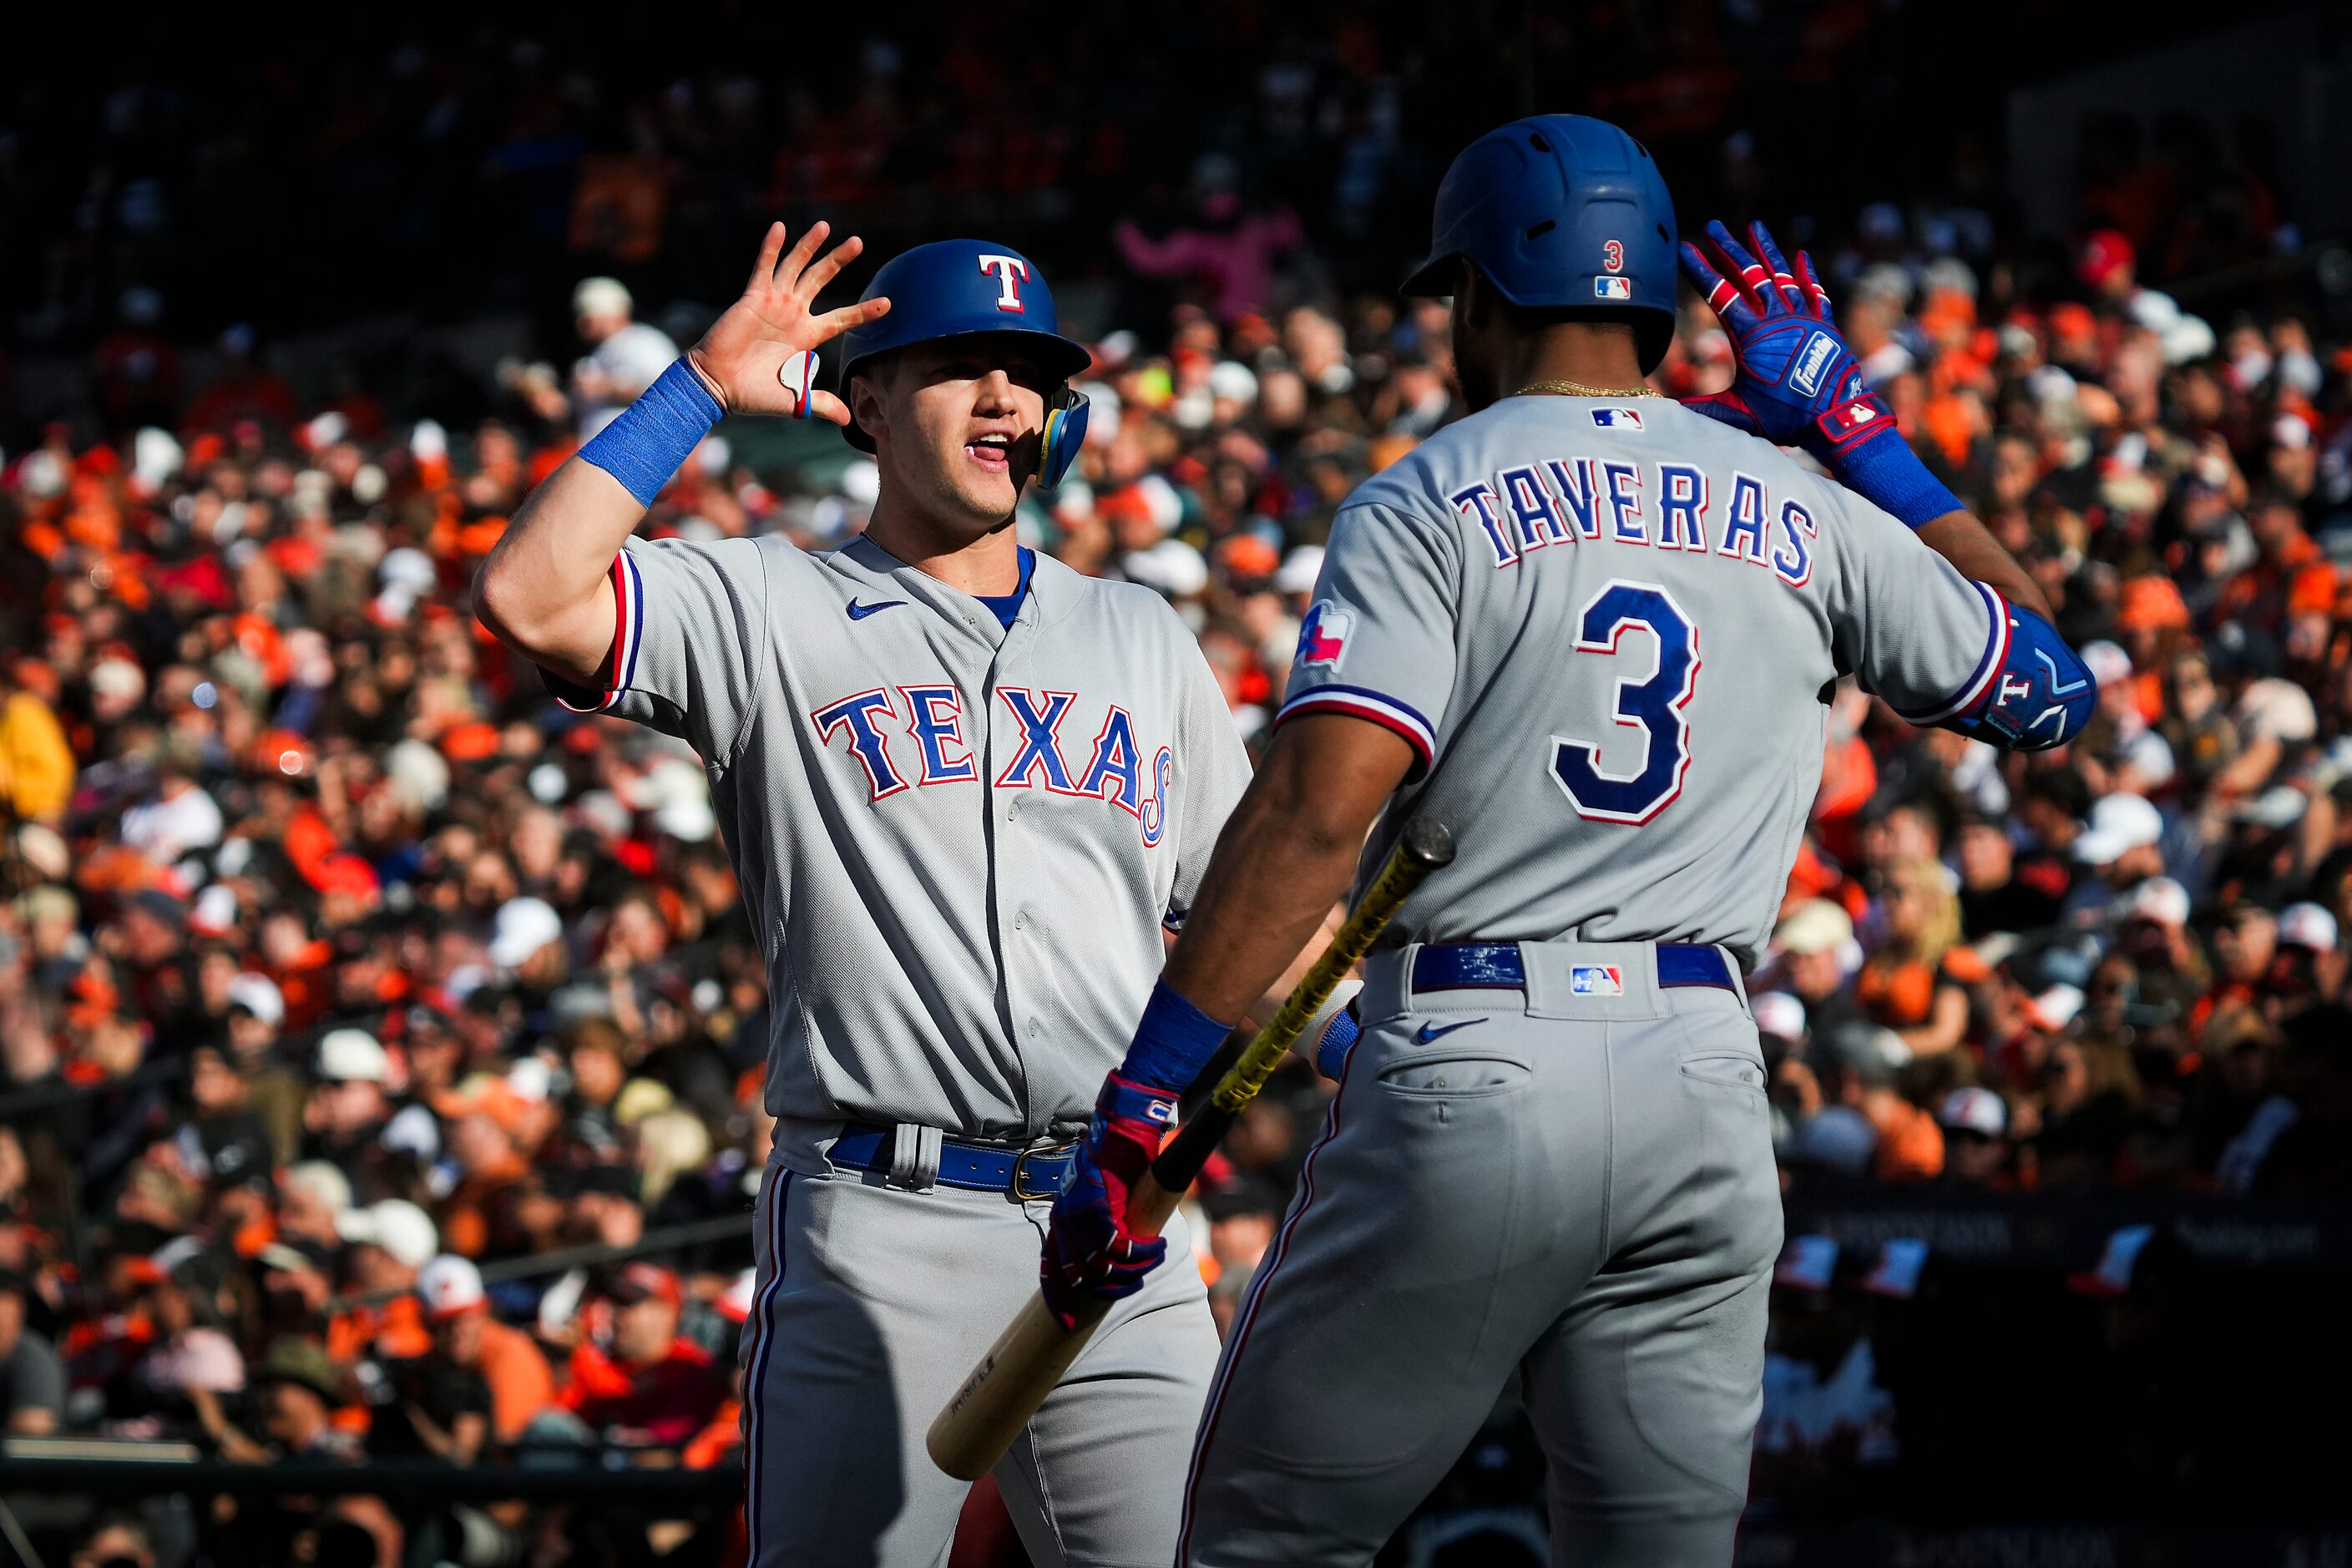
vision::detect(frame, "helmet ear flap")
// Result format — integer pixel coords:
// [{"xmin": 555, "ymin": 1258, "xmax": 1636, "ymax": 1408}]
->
[{"xmin": 1037, "ymin": 387, "xmax": 1089, "ymax": 489}]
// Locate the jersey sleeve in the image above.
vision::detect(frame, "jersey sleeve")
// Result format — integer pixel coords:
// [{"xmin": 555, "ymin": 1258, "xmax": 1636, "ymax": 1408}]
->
[
  {"xmin": 1165, "ymin": 616, "xmax": 1255, "ymax": 932},
  {"xmin": 1272, "ymin": 500, "xmax": 1459, "ymax": 780},
  {"xmin": 1817, "ymin": 485, "xmax": 2011, "ymax": 727},
  {"xmin": 548, "ymin": 534, "xmax": 770, "ymax": 765}
]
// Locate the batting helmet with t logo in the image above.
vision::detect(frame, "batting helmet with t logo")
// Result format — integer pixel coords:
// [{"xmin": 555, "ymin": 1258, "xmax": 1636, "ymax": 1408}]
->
[{"xmin": 837, "ymin": 240, "xmax": 1094, "ymax": 487}]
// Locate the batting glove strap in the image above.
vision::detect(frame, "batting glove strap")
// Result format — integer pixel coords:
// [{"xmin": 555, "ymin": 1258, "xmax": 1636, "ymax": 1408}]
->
[
  {"xmin": 1090, "ymin": 1074, "xmax": 1180, "ymax": 1141},
  {"xmin": 1818, "ymin": 409, "xmax": 1965, "ymax": 531}
]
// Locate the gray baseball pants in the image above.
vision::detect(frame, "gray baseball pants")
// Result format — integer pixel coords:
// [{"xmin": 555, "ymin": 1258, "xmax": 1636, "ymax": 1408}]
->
[
  {"xmin": 1178, "ymin": 941, "xmax": 1782, "ymax": 1567},
  {"xmin": 742, "ymin": 1140, "xmax": 1219, "ymax": 1567}
]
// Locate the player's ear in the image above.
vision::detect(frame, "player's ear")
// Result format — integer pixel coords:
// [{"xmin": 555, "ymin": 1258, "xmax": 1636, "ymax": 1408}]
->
[
  {"xmin": 850, "ymin": 371, "xmax": 888, "ymax": 443},
  {"xmin": 1454, "ymin": 262, "xmax": 1497, "ymax": 330}
]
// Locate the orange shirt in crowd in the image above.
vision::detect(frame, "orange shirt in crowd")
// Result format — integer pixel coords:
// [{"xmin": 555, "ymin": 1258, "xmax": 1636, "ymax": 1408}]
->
[{"xmin": 478, "ymin": 1316, "xmax": 558, "ymax": 1441}]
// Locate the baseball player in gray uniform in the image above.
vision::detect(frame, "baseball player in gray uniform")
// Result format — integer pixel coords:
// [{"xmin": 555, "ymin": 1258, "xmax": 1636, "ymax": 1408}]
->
[
  {"xmin": 1036, "ymin": 116, "xmax": 2095, "ymax": 1565},
  {"xmin": 475, "ymin": 224, "xmax": 1249, "ymax": 1566}
]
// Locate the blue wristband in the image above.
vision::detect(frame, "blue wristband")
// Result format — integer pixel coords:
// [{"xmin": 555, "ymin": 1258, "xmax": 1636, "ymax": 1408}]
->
[
  {"xmin": 1120, "ymin": 981, "xmax": 1236, "ymax": 1095},
  {"xmin": 1832, "ymin": 427, "xmax": 1965, "ymax": 530},
  {"xmin": 577, "ymin": 358, "xmax": 724, "ymax": 507}
]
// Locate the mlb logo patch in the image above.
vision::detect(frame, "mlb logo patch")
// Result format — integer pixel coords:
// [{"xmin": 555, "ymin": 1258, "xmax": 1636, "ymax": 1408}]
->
[
  {"xmin": 1788, "ymin": 331, "xmax": 1839, "ymax": 397},
  {"xmin": 1571, "ymin": 965, "xmax": 1625, "ymax": 996},
  {"xmin": 1593, "ymin": 276, "xmax": 1633, "ymax": 301},
  {"xmin": 1591, "ymin": 407, "xmax": 1645, "ymax": 431},
  {"xmin": 1296, "ymin": 599, "xmax": 1353, "ymax": 669}
]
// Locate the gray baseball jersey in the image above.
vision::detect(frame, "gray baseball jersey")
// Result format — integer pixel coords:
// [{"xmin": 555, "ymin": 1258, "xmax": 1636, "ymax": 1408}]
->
[
  {"xmin": 1278, "ymin": 395, "xmax": 2010, "ymax": 968},
  {"xmin": 555, "ymin": 533, "xmax": 1251, "ymax": 1141}
]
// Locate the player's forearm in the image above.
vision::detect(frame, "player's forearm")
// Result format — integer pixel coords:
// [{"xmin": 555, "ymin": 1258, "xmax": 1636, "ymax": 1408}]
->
[
  {"xmin": 1161, "ymin": 718, "xmax": 1411, "ymax": 1023},
  {"xmin": 1914, "ymin": 510, "xmax": 2051, "ymax": 621},
  {"xmin": 476, "ymin": 357, "xmax": 726, "ymax": 686},
  {"xmin": 475, "ymin": 457, "xmax": 643, "ymax": 685}
]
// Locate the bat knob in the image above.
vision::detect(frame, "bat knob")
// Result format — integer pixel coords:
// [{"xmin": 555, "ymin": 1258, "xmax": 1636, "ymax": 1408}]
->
[{"xmin": 1402, "ymin": 817, "xmax": 1455, "ymax": 871}]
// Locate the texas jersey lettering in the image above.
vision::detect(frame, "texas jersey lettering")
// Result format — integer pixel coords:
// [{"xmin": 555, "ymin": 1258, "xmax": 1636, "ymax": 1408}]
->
[
  {"xmin": 555, "ymin": 532, "xmax": 1249, "ymax": 1143},
  {"xmin": 809, "ymin": 681, "xmax": 1176, "ymax": 845}
]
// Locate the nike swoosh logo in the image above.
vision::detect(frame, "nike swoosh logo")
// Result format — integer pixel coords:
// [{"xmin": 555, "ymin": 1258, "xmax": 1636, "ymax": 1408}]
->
[
  {"xmin": 1416, "ymin": 1019, "xmax": 1483, "ymax": 1044},
  {"xmin": 846, "ymin": 598, "xmax": 906, "ymax": 620}
]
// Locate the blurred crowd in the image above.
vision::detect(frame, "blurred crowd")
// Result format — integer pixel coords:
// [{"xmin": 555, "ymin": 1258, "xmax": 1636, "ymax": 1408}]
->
[{"xmin": 0, "ymin": 11, "xmax": 2348, "ymax": 1564}]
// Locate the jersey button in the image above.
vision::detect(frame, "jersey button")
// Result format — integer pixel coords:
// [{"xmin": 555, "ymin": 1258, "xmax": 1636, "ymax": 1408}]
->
[{"xmin": 1013, "ymin": 912, "xmax": 1027, "ymax": 932}]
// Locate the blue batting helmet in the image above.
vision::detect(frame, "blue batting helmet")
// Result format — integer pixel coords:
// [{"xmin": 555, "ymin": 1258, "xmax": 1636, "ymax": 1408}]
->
[
  {"xmin": 837, "ymin": 240, "xmax": 1093, "ymax": 478},
  {"xmin": 1401, "ymin": 114, "xmax": 1678, "ymax": 370}
]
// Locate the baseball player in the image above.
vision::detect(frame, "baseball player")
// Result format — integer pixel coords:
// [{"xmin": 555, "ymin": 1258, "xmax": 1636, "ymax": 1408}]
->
[
  {"xmin": 475, "ymin": 224, "xmax": 1249, "ymax": 1566},
  {"xmin": 1038, "ymin": 116, "xmax": 2096, "ymax": 1565}
]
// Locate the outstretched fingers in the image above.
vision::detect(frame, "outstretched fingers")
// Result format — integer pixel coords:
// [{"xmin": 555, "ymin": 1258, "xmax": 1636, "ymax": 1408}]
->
[
  {"xmin": 1744, "ymin": 223, "xmax": 1805, "ymax": 311},
  {"xmin": 745, "ymin": 222, "xmax": 789, "ymax": 294},
  {"xmin": 795, "ymin": 232, "xmax": 865, "ymax": 303},
  {"xmin": 816, "ymin": 296, "xmax": 890, "ymax": 341},
  {"xmin": 1793, "ymin": 250, "xmax": 1834, "ymax": 317},
  {"xmin": 1705, "ymin": 220, "xmax": 1775, "ymax": 308},
  {"xmin": 1679, "ymin": 240, "xmax": 1754, "ymax": 329},
  {"xmin": 773, "ymin": 220, "xmax": 831, "ymax": 291}
]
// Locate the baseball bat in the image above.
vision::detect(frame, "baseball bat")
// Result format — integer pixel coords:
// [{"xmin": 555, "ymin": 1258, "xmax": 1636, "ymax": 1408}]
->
[{"xmin": 926, "ymin": 817, "xmax": 1455, "ymax": 1480}]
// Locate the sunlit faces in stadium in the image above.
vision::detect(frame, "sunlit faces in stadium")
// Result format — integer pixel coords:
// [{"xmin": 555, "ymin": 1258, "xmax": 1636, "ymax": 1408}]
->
[{"xmin": 851, "ymin": 338, "xmax": 1060, "ymax": 539}]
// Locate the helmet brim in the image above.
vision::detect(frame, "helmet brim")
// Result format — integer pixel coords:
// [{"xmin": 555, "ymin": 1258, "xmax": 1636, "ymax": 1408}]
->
[{"xmin": 839, "ymin": 326, "xmax": 1094, "ymax": 453}]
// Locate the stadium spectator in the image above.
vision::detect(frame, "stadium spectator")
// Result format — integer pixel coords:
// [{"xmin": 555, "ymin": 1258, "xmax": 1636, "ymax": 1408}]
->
[
  {"xmin": 570, "ymin": 278, "xmax": 680, "ymax": 438},
  {"xmin": 0, "ymin": 1267, "xmax": 64, "ymax": 1435},
  {"xmin": 556, "ymin": 1263, "xmax": 725, "ymax": 1453}
]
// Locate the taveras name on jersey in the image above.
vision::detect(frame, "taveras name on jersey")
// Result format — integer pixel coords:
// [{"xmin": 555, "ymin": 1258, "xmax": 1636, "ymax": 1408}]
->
[{"xmin": 1278, "ymin": 397, "xmax": 2011, "ymax": 969}]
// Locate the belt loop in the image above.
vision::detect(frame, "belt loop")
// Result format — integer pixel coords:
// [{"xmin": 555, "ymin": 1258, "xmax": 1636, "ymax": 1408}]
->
[
  {"xmin": 888, "ymin": 1122, "xmax": 943, "ymax": 1192},
  {"xmin": 1515, "ymin": 940, "xmax": 1554, "ymax": 1014}
]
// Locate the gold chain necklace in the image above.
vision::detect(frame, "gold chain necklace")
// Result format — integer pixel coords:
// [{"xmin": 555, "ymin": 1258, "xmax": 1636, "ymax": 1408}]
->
[{"xmin": 1515, "ymin": 377, "xmax": 1661, "ymax": 399}]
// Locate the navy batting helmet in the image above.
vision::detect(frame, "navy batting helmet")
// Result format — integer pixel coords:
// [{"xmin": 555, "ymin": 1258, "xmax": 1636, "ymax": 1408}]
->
[
  {"xmin": 837, "ymin": 240, "xmax": 1093, "ymax": 481},
  {"xmin": 1401, "ymin": 114, "xmax": 1678, "ymax": 371}
]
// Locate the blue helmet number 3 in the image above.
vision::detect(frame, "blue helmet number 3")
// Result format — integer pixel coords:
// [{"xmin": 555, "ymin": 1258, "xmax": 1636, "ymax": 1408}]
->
[{"xmin": 1551, "ymin": 580, "xmax": 1699, "ymax": 825}]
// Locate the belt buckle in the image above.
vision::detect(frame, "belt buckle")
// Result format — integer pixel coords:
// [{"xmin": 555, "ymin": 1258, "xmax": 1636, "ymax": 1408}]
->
[{"xmin": 1010, "ymin": 1142, "xmax": 1075, "ymax": 1201}]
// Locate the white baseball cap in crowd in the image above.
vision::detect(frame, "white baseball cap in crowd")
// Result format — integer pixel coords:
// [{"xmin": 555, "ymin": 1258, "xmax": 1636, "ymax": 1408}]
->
[
  {"xmin": 417, "ymin": 1254, "xmax": 488, "ymax": 1320},
  {"xmin": 489, "ymin": 897, "xmax": 564, "ymax": 969},
  {"xmin": 2125, "ymin": 876, "xmax": 2192, "ymax": 929},
  {"xmin": 225, "ymin": 970, "xmax": 286, "ymax": 1028},
  {"xmin": 1939, "ymin": 1086, "xmax": 2008, "ymax": 1139},
  {"xmin": 316, "ymin": 1027, "xmax": 389, "ymax": 1084},
  {"xmin": 2075, "ymin": 792, "xmax": 2162, "ymax": 866},
  {"xmin": 2279, "ymin": 902, "xmax": 2339, "ymax": 953},
  {"xmin": 1274, "ymin": 545, "xmax": 1325, "ymax": 596},
  {"xmin": 2078, "ymin": 640, "xmax": 2132, "ymax": 688},
  {"xmin": 572, "ymin": 276, "xmax": 632, "ymax": 320},
  {"xmin": 336, "ymin": 1200, "xmax": 439, "ymax": 1272},
  {"xmin": 1751, "ymin": 991, "xmax": 1808, "ymax": 1043},
  {"xmin": 1773, "ymin": 898, "xmax": 1854, "ymax": 959}
]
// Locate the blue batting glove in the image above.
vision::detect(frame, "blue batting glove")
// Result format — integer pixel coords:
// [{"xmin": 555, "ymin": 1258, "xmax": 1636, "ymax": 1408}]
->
[{"xmin": 1680, "ymin": 220, "xmax": 1960, "ymax": 529}]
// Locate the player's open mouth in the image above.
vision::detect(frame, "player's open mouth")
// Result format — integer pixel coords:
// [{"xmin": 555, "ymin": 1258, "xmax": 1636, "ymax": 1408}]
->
[{"xmin": 964, "ymin": 434, "xmax": 1014, "ymax": 473}]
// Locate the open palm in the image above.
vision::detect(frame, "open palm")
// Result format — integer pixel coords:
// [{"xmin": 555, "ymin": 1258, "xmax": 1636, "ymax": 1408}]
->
[{"xmin": 685, "ymin": 220, "xmax": 891, "ymax": 422}]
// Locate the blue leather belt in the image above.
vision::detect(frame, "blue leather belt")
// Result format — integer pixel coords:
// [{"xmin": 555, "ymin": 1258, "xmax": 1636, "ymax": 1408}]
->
[
  {"xmin": 829, "ymin": 1125, "xmax": 1078, "ymax": 1200},
  {"xmin": 1411, "ymin": 942, "xmax": 1737, "ymax": 994}
]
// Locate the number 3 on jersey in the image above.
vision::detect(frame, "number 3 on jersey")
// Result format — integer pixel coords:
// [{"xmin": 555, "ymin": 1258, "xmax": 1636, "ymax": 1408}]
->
[{"xmin": 1551, "ymin": 579, "xmax": 1699, "ymax": 824}]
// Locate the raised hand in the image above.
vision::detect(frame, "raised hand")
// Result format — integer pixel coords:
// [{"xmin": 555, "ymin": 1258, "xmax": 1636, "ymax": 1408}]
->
[
  {"xmin": 1677, "ymin": 220, "xmax": 1883, "ymax": 456},
  {"xmin": 685, "ymin": 221, "xmax": 890, "ymax": 423}
]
